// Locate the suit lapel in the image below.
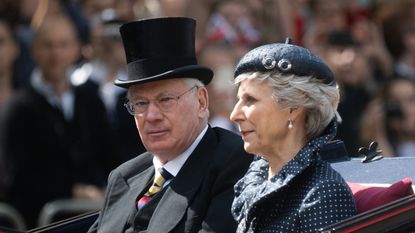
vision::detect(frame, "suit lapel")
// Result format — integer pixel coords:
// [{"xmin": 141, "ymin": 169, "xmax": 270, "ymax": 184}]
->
[
  {"xmin": 148, "ymin": 127, "xmax": 218, "ymax": 232},
  {"xmin": 100, "ymin": 156, "xmax": 154, "ymax": 233},
  {"xmin": 125, "ymin": 166, "xmax": 155, "ymax": 226}
]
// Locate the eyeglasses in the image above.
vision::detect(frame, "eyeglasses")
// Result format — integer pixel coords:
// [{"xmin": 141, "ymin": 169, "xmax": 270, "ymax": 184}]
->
[{"xmin": 124, "ymin": 85, "xmax": 199, "ymax": 115}]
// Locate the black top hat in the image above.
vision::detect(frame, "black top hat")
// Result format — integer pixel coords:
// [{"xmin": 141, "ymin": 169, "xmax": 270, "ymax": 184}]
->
[
  {"xmin": 114, "ymin": 17, "xmax": 213, "ymax": 88},
  {"xmin": 234, "ymin": 38, "xmax": 334, "ymax": 85}
]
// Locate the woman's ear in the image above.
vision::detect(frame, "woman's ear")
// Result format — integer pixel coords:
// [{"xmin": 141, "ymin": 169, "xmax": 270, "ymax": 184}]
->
[{"xmin": 289, "ymin": 107, "xmax": 305, "ymax": 121}]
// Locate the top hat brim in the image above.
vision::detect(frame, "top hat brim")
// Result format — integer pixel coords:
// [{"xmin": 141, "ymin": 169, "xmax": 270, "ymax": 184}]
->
[{"xmin": 114, "ymin": 65, "xmax": 213, "ymax": 88}]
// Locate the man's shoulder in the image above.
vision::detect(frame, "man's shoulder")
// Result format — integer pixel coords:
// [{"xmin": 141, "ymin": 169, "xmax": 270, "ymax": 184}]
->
[
  {"xmin": 211, "ymin": 127, "xmax": 245, "ymax": 151},
  {"xmin": 1, "ymin": 87, "xmax": 44, "ymax": 118},
  {"xmin": 210, "ymin": 126, "xmax": 253, "ymax": 162},
  {"xmin": 112, "ymin": 152, "xmax": 153, "ymax": 179},
  {"xmin": 6, "ymin": 87, "xmax": 40, "ymax": 106},
  {"xmin": 211, "ymin": 126, "xmax": 242, "ymax": 144}
]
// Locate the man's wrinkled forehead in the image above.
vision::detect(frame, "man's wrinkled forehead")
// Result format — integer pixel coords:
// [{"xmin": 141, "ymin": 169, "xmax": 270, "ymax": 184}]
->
[{"xmin": 126, "ymin": 78, "xmax": 188, "ymax": 99}]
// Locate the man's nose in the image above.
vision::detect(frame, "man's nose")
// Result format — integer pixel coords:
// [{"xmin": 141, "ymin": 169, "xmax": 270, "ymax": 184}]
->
[{"xmin": 144, "ymin": 102, "xmax": 163, "ymax": 120}]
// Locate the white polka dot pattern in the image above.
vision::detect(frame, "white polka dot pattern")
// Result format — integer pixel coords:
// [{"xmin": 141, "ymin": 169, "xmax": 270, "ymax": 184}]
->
[{"xmin": 232, "ymin": 120, "xmax": 357, "ymax": 233}]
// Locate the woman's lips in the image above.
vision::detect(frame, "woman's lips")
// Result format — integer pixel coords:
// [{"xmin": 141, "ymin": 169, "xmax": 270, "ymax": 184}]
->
[{"xmin": 240, "ymin": 130, "xmax": 254, "ymax": 138}]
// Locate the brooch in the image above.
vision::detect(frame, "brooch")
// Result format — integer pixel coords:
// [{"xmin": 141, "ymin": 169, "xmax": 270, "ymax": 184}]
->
[
  {"xmin": 262, "ymin": 56, "xmax": 276, "ymax": 70},
  {"xmin": 277, "ymin": 58, "xmax": 292, "ymax": 72}
]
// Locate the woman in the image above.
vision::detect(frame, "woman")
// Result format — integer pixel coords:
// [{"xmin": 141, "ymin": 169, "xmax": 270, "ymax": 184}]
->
[
  {"xmin": 230, "ymin": 38, "xmax": 356, "ymax": 232},
  {"xmin": 360, "ymin": 77, "xmax": 415, "ymax": 157}
]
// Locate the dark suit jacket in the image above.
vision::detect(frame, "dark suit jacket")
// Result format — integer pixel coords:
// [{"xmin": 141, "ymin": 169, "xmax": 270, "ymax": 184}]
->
[
  {"xmin": 0, "ymin": 84, "xmax": 115, "ymax": 228},
  {"xmin": 88, "ymin": 127, "xmax": 252, "ymax": 233},
  {"xmin": 80, "ymin": 79, "xmax": 146, "ymax": 164}
]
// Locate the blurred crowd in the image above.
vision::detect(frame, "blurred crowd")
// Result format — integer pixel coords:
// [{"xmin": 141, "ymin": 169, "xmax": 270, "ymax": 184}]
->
[{"xmin": 0, "ymin": 0, "xmax": 415, "ymax": 229}]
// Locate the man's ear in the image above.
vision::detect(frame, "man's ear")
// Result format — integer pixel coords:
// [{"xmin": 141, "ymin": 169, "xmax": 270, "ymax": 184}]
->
[{"xmin": 197, "ymin": 87, "xmax": 209, "ymax": 116}]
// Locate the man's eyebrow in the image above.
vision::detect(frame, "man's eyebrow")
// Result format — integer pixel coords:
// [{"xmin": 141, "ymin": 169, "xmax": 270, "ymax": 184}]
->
[{"xmin": 132, "ymin": 90, "xmax": 177, "ymax": 99}]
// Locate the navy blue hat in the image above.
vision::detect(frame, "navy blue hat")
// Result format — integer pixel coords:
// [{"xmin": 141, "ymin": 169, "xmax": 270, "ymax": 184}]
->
[
  {"xmin": 234, "ymin": 38, "xmax": 334, "ymax": 85},
  {"xmin": 114, "ymin": 17, "xmax": 213, "ymax": 88}
]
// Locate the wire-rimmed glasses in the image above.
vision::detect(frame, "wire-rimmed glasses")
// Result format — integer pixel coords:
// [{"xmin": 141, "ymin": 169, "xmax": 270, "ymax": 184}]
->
[{"xmin": 124, "ymin": 85, "xmax": 199, "ymax": 115}]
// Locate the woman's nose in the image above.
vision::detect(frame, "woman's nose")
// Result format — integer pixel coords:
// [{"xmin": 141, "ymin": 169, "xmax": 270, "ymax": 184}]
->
[{"xmin": 230, "ymin": 102, "xmax": 243, "ymax": 123}]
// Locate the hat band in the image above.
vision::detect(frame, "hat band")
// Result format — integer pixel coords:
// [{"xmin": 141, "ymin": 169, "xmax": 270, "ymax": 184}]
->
[{"xmin": 127, "ymin": 57, "xmax": 197, "ymax": 80}]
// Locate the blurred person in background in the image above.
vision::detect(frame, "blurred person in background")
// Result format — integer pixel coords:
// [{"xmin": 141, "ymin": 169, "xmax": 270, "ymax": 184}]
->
[
  {"xmin": 186, "ymin": 0, "xmax": 295, "ymax": 51},
  {"xmin": 395, "ymin": 19, "xmax": 415, "ymax": 80},
  {"xmin": 244, "ymin": 0, "xmax": 293, "ymax": 44},
  {"xmin": 10, "ymin": 0, "xmax": 90, "ymax": 87},
  {"xmin": 0, "ymin": 17, "xmax": 19, "ymax": 109},
  {"xmin": 205, "ymin": 0, "xmax": 261, "ymax": 48},
  {"xmin": 73, "ymin": 17, "xmax": 145, "ymax": 165},
  {"xmin": 376, "ymin": 0, "xmax": 415, "ymax": 80},
  {"xmin": 323, "ymin": 30, "xmax": 378, "ymax": 155},
  {"xmin": 0, "ymin": 14, "xmax": 114, "ymax": 228},
  {"xmin": 360, "ymin": 77, "xmax": 415, "ymax": 157},
  {"xmin": 302, "ymin": 0, "xmax": 348, "ymax": 53},
  {"xmin": 198, "ymin": 42, "xmax": 239, "ymax": 133},
  {"xmin": 80, "ymin": 0, "xmax": 116, "ymax": 20},
  {"xmin": 348, "ymin": 5, "xmax": 394, "ymax": 81}
]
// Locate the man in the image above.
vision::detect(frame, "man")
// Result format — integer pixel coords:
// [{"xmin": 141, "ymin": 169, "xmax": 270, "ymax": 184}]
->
[
  {"xmin": 0, "ymin": 14, "xmax": 114, "ymax": 228},
  {"xmin": 88, "ymin": 17, "xmax": 252, "ymax": 233}
]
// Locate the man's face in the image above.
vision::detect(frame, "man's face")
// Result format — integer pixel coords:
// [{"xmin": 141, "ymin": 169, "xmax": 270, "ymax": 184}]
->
[
  {"xmin": 128, "ymin": 78, "xmax": 208, "ymax": 162},
  {"xmin": 32, "ymin": 18, "xmax": 80, "ymax": 81}
]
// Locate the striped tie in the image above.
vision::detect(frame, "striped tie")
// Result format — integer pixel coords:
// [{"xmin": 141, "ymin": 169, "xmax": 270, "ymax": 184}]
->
[{"xmin": 136, "ymin": 168, "xmax": 172, "ymax": 209}]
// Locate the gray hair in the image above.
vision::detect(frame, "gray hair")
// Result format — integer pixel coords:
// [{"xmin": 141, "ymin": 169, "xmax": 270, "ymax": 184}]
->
[
  {"xmin": 235, "ymin": 71, "xmax": 341, "ymax": 139},
  {"xmin": 183, "ymin": 78, "xmax": 210, "ymax": 122},
  {"xmin": 183, "ymin": 78, "xmax": 204, "ymax": 88}
]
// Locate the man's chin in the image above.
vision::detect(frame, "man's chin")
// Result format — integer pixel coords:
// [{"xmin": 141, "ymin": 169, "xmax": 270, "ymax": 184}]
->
[{"xmin": 146, "ymin": 143, "xmax": 171, "ymax": 155}]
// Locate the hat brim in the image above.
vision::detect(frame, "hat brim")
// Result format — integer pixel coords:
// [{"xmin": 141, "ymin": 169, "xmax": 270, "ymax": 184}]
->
[{"xmin": 114, "ymin": 65, "xmax": 213, "ymax": 88}]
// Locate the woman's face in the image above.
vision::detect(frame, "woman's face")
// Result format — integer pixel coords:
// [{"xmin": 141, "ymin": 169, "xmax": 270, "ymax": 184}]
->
[
  {"xmin": 230, "ymin": 78, "xmax": 291, "ymax": 157},
  {"xmin": 387, "ymin": 79, "xmax": 415, "ymax": 134}
]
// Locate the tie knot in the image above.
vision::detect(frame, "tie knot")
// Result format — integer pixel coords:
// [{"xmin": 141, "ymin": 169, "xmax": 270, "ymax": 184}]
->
[
  {"xmin": 136, "ymin": 167, "xmax": 174, "ymax": 209},
  {"xmin": 146, "ymin": 168, "xmax": 173, "ymax": 196},
  {"xmin": 158, "ymin": 167, "xmax": 173, "ymax": 180}
]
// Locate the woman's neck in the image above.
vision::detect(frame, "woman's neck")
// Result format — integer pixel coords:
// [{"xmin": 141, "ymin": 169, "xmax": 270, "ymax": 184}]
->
[
  {"xmin": 266, "ymin": 127, "xmax": 307, "ymax": 178},
  {"xmin": 267, "ymin": 142, "xmax": 304, "ymax": 178}
]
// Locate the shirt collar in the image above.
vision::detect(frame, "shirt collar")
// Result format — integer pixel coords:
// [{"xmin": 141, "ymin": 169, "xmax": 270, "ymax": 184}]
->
[
  {"xmin": 153, "ymin": 125, "xmax": 208, "ymax": 177},
  {"xmin": 30, "ymin": 68, "xmax": 75, "ymax": 120}
]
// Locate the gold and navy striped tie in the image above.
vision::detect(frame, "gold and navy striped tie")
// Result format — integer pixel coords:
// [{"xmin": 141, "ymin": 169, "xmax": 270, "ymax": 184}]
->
[{"xmin": 136, "ymin": 168, "xmax": 172, "ymax": 209}]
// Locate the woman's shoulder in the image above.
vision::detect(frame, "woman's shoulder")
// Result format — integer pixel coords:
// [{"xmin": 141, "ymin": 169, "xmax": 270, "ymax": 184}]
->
[{"xmin": 307, "ymin": 161, "xmax": 354, "ymax": 195}]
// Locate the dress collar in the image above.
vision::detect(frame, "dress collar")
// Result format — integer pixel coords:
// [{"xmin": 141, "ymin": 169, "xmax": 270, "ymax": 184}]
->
[{"xmin": 232, "ymin": 120, "xmax": 338, "ymax": 223}]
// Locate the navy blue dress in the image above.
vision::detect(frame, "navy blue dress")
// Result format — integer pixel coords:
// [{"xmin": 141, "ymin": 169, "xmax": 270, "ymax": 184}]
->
[{"xmin": 232, "ymin": 121, "xmax": 357, "ymax": 233}]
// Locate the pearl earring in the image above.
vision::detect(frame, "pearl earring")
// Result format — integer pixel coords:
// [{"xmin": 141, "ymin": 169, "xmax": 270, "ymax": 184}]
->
[{"xmin": 288, "ymin": 119, "xmax": 293, "ymax": 129}]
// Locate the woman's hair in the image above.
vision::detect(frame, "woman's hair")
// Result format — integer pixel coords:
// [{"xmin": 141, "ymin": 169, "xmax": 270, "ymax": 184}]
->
[{"xmin": 235, "ymin": 71, "xmax": 341, "ymax": 139}]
